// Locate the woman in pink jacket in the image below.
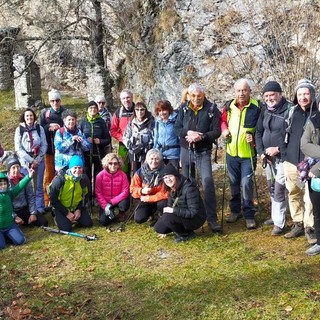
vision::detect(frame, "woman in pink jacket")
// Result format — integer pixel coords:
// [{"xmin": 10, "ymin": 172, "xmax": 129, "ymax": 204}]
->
[{"xmin": 95, "ymin": 153, "xmax": 130, "ymax": 226}]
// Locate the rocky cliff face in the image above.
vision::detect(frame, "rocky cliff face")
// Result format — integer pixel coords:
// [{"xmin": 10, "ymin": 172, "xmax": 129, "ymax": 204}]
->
[{"xmin": 0, "ymin": 0, "xmax": 319, "ymax": 108}]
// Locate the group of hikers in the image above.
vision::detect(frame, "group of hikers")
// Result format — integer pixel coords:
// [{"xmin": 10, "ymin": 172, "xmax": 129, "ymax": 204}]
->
[{"xmin": 1, "ymin": 77, "xmax": 320, "ymax": 256}]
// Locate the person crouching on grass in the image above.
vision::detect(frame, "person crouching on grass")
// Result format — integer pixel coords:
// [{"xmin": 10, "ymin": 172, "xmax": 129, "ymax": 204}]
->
[
  {"xmin": 154, "ymin": 163, "xmax": 206, "ymax": 243},
  {"xmin": 49, "ymin": 155, "xmax": 93, "ymax": 232},
  {"xmin": 0, "ymin": 167, "xmax": 34, "ymax": 249}
]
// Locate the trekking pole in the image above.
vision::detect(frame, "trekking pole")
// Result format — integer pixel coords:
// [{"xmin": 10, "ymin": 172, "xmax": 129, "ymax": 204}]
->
[
  {"xmin": 220, "ymin": 149, "xmax": 227, "ymax": 234},
  {"xmin": 42, "ymin": 226, "xmax": 98, "ymax": 241},
  {"xmin": 247, "ymin": 134, "xmax": 262, "ymax": 228},
  {"xmin": 188, "ymin": 143, "xmax": 193, "ymax": 179}
]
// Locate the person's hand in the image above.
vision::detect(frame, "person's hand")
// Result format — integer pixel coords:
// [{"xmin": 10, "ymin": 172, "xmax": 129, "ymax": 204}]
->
[
  {"xmin": 31, "ymin": 160, "xmax": 39, "ymax": 169},
  {"xmin": 163, "ymin": 206, "xmax": 173, "ymax": 213},
  {"xmin": 104, "ymin": 203, "xmax": 115, "ymax": 219},
  {"xmin": 28, "ymin": 167, "xmax": 35, "ymax": 178},
  {"xmin": 141, "ymin": 187, "xmax": 151, "ymax": 195},
  {"xmin": 94, "ymin": 138, "xmax": 100, "ymax": 144},
  {"xmin": 72, "ymin": 135, "xmax": 83, "ymax": 143},
  {"xmin": 185, "ymin": 130, "xmax": 203, "ymax": 143},
  {"xmin": 157, "ymin": 234, "xmax": 167, "ymax": 239},
  {"xmin": 246, "ymin": 132, "xmax": 254, "ymax": 144},
  {"xmin": 87, "ymin": 137, "xmax": 93, "ymax": 143},
  {"xmin": 15, "ymin": 216, "xmax": 24, "ymax": 225},
  {"xmin": 28, "ymin": 214, "xmax": 37, "ymax": 224},
  {"xmin": 66, "ymin": 212, "xmax": 76, "ymax": 222},
  {"xmin": 222, "ymin": 129, "xmax": 230, "ymax": 139},
  {"xmin": 73, "ymin": 209, "xmax": 81, "ymax": 221},
  {"xmin": 265, "ymin": 146, "xmax": 280, "ymax": 157},
  {"xmin": 309, "ymin": 172, "xmax": 316, "ymax": 178}
]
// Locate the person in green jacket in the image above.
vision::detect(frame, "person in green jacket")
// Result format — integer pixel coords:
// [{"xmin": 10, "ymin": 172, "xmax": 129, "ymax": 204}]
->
[{"xmin": 0, "ymin": 167, "xmax": 34, "ymax": 249}]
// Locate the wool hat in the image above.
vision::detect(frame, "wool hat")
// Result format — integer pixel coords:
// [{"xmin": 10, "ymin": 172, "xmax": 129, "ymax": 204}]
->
[
  {"xmin": 162, "ymin": 163, "xmax": 180, "ymax": 178},
  {"xmin": 0, "ymin": 171, "xmax": 8, "ymax": 183},
  {"xmin": 6, "ymin": 157, "xmax": 21, "ymax": 172},
  {"xmin": 48, "ymin": 89, "xmax": 61, "ymax": 101},
  {"xmin": 69, "ymin": 155, "xmax": 84, "ymax": 169},
  {"xmin": 294, "ymin": 79, "xmax": 316, "ymax": 104},
  {"xmin": 262, "ymin": 81, "xmax": 282, "ymax": 94},
  {"xmin": 88, "ymin": 100, "xmax": 98, "ymax": 109}
]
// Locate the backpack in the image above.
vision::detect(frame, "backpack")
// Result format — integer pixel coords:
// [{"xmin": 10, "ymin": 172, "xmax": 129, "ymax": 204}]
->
[{"xmin": 19, "ymin": 124, "xmax": 41, "ymax": 139}]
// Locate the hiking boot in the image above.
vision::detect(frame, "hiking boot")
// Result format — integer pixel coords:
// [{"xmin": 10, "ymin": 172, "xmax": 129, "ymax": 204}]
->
[
  {"xmin": 284, "ymin": 222, "xmax": 304, "ymax": 239},
  {"xmin": 305, "ymin": 228, "xmax": 317, "ymax": 245},
  {"xmin": 209, "ymin": 221, "xmax": 222, "ymax": 233},
  {"xmin": 226, "ymin": 212, "xmax": 242, "ymax": 223},
  {"xmin": 271, "ymin": 226, "xmax": 283, "ymax": 236},
  {"xmin": 174, "ymin": 231, "xmax": 196, "ymax": 243},
  {"xmin": 245, "ymin": 219, "xmax": 256, "ymax": 230},
  {"xmin": 264, "ymin": 218, "xmax": 274, "ymax": 226},
  {"xmin": 306, "ymin": 244, "xmax": 320, "ymax": 256}
]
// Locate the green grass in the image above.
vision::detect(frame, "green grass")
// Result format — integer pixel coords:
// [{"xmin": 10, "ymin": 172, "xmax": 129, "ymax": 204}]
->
[{"xmin": 1, "ymin": 90, "xmax": 320, "ymax": 319}]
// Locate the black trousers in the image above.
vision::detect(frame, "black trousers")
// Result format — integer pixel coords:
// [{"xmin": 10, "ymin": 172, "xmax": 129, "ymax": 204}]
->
[
  {"xmin": 54, "ymin": 207, "xmax": 93, "ymax": 231},
  {"xmin": 99, "ymin": 198, "xmax": 130, "ymax": 226},
  {"xmin": 134, "ymin": 199, "xmax": 167, "ymax": 224},
  {"xmin": 154, "ymin": 213, "xmax": 205, "ymax": 234},
  {"xmin": 15, "ymin": 206, "xmax": 48, "ymax": 227}
]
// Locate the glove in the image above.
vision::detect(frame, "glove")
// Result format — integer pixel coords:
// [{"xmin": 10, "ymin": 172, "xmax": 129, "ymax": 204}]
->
[{"xmin": 104, "ymin": 203, "xmax": 115, "ymax": 219}]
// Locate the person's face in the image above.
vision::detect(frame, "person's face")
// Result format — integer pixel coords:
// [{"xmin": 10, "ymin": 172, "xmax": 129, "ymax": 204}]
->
[
  {"xmin": 147, "ymin": 155, "xmax": 160, "ymax": 170},
  {"xmin": 9, "ymin": 164, "xmax": 21, "ymax": 178},
  {"xmin": 159, "ymin": 109, "xmax": 169, "ymax": 120},
  {"xmin": 24, "ymin": 111, "xmax": 34, "ymax": 126},
  {"xmin": 263, "ymin": 91, "xmax": 282, "ymax": 108},
  {"xmin": 120, "ymin": 93, "xmax": 133, "ymax": 110},
  {"xmin": 297, "ymin": 88, "xmax": 312, "ymax": 108},
  {"xmin": 96, "ymin": 101, "xmax": 106, "ymax": 112},
  {"xmin": 107, "ymin": 158, "xmax": 120, "ymax": 174},
  {"xmin": 88, "ymin": 105, "xmax": 98, "ymax": 117},
  {"xmin": 189, "ymin": 90, "xmax": 205, "ymax": 107},
  {"xmin": 70, "ymin": 166, "xmax": 83, "ymax": 177},
  {"xmin": 163, "ymin": 174, "xmax": 176, "ymax": 189},
  {"xmin": 235, "ymin": 81, "xmax": 251, "ymax": 105},
  {"xmin": 50, "ymin": 98, "xmax": 61, "ymax": 111},
  {"xmin": 64, "ymin": 116, "xmax": 76, "ymax": 130},
  {"xmin": 135, "ymin": 107, "xmax": 146, "ymax": 121},
  {"xmin": 0, "ymin": 179, "xmax": 8, "ymax": 191}
]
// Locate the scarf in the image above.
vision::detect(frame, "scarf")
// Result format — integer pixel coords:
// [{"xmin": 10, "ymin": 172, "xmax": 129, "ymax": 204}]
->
[
  {"xmin": 66, "ymin": 169, "xmax": 82, "ymax": 182},
  {"xmin": 266, "ymin": 96, "xmax": 286, "ymax": 112},
  {"xmin": 86, "ymin": 112, "xmax": 101, "ymax": 123},
  {"xmin": 140, "ymin": 161, "xmax": 164, "ymax": 187}
]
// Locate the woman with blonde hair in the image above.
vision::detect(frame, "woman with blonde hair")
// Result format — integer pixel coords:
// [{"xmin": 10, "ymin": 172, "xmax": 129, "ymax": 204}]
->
[{"xmin": 95, "ymin": 153, "xmax": 130, "ymax": 225}]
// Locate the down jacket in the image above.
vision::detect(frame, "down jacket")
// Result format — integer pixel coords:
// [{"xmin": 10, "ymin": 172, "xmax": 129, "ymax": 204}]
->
[
  {"xmin": 168, "ymin": 175, "xmax": 206, "ymax": 221},
  {"xmin": 95, "ymin": 169, "xmax": 129, "ymax": 210}
]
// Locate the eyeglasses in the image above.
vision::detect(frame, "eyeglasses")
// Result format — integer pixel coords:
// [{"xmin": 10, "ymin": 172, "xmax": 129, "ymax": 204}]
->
[
  {"xmin": 50, "ymin": 99, "xmax": 61, "ymax": 103},
  {"xmin": 108, "ymin": 162, "xmax": 119, "ymax": 166},
  {"xmin": 97, "ymin": 101, "xmax": 105, "ymax": 105},
  {"xmin": 135, "ymin": 109, "xmax": 145, "ymax": 112}
]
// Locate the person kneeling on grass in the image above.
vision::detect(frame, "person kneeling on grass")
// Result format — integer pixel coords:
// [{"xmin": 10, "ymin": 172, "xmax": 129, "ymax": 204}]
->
[
  {"xmin": 6, "ymin": 157, "xmax": 48, "ymax": 227},
  {"xmin": 49, "ymin": 155, "xmax": 93, "ymax": 231},
  {"xmin": 0, "ymin": 167, "xmax": 34, "ymax": 250},
  {"xmin": 95, "ymin": 153, "xmax": 130, "ymax": 226},
  {"xmin": 154, "ymin": 164, "xmax": 206, "ymax": 243}
]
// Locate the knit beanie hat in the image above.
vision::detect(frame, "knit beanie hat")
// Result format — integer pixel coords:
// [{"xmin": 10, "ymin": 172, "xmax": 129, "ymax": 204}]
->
[
  {"xmin": 69, "ymin": 155, "xmax": 84, "ymax": 169},
  {"xmin": 6, "ymin": 157, "xmax": 21, "ymax": 171},
  {"xmin": 294, "ymin": 79, "xmax": 316, "ymax": 104},
  {"xmin": 48, "ymin": 89, "xmax": 61, "ymax": 101},
  {"xmin": 262, "ymin": 81, "xmax": 282, "ymax": 94},
  {"xmin": 87, "ymin": 100, "xmax": 98, "ymax": 109},
  {"xmin": 162, "ymin": 163, "xmax": 179, "ymax": 178}
]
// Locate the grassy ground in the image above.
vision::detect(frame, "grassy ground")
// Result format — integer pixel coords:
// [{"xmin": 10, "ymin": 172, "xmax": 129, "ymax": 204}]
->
[{"xmin": 1, "ymin": 91, "xmax": 320, "ymax": 320}]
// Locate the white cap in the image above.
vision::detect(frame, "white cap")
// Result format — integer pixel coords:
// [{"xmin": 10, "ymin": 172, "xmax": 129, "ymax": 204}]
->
[{"xmin": 48, "ymin": 89, "xmax": 61, "ymax": 101}]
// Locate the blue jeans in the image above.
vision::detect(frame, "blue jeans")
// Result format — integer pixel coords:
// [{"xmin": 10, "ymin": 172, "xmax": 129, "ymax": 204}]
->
[
  {"xmin": 180, "ymin": 147, "xmax": 217, "ymax": 224},
  {"xmin": 0, "ymin": 223, "xmax": 26, "ymax": 249},
  {"xmin": 226, "ymin": 154, "xmax": 256, "ymax": 219}
]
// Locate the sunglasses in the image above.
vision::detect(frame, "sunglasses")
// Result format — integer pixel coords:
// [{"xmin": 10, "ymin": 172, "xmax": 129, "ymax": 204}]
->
[
  {"xmin": 135, "ymin": 108, "xmax": 145, "ymax": 112},
  {"xmin": 50, "ymin": 99, "xmax": 61, "ymax": 103},
  {"xmin": 108, "ymin": 162, "xmax": 119, "ymax": 166}
]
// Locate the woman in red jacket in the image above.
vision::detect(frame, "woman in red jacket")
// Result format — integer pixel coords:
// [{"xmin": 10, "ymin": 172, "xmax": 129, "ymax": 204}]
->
[{"xmin": 95, "ymin": 153, "xmax": 130, "ymax": 226}]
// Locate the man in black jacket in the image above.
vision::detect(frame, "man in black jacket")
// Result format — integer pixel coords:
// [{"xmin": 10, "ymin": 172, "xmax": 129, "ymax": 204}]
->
[
  {"xmin": 256, "ymin": 81, "xmax": 291, "ymax": 236},
  {"xmin": 174, "ymin": 83, "xmax": 222, "ymax": 232}
]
